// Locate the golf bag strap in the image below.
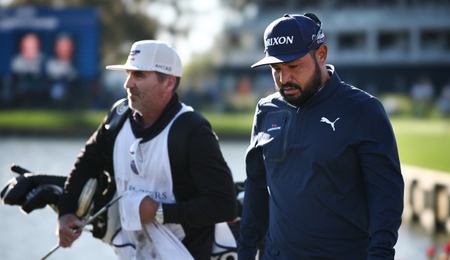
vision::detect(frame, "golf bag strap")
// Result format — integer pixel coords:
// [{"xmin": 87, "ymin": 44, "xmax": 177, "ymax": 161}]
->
[
  {"xmin": 103, "ymin": 98, "xmax": 131, "ymax": 177},
  {"xmin": 92, "ymin": 98, "xmax": 129, "ymax": 239}
]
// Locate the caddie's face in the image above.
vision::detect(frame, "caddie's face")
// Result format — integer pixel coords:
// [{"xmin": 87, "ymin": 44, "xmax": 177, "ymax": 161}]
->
[
  {"xmin": 270, "ymin": 51, "xmax": 322, "ymax": 107},
  {"xmin": 124, "ymin": 70, "xmax": 168, "ymax": 115}
]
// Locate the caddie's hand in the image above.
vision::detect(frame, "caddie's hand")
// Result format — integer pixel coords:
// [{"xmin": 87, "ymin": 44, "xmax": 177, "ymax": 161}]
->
[
  {"xmin": 139, "ymin": 195, "xmax": 159, "ymax": 224},
  {"xmin": 58, "ymin": 213, "xmax": 83, "ymax": 248}
]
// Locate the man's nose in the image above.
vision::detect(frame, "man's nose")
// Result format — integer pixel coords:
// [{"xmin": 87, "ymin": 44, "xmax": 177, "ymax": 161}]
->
[
  {"xmin": 279, "ymin": 69, "xmax": 292, "ymax": 85},
  {"xmin": 124, "ymin": 76, "xmax": 133, "ymax": 89}
]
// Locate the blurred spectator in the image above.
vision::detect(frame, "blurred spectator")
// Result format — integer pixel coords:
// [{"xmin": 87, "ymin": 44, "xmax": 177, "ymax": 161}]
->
[
  {"xmin": 45, "ymin": 33, "xmax": 78, "ymax": 108},
  {"xmin": 437, "ymin": 79, "xmax": 450, "ymax": 117},
  {"xmin": 410, "ymin": 75, "xmax": 435, "ymax": 118},
  {"xmin": 225, "ymin": 75, "xmax": 258, "ymax": 112},
  {"xmin": 10, "ymin": 32, "xmax": 46, "ymax": 107}
]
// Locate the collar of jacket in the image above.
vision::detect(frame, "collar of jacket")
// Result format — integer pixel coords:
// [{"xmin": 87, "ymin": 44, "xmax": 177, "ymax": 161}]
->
[
  {"xmin": 302, "ymin": 64, "xmax": 342, "ymax": 108},
  {"xmin": 278, "ymin": 64, "xmax": 342, "ymax": 110},
  {"xmin": 129, "ymin": 93, "xmax": 183, "ymax": 141}
]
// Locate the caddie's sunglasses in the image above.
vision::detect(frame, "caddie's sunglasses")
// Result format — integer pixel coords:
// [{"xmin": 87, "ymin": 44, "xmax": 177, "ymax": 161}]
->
[
  {"xmin": 305, "ymin": 13, "xmax": 323, "ymax": 49},
  {"xmin": 129, "ymin": 138, "xmax": 144, "ymax": 177}
]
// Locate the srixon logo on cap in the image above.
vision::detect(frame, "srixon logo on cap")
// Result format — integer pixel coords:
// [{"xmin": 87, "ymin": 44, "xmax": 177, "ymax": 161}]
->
[{"xmin": 265, "ymin": 36, "xmax": 294, "ymax": 47}]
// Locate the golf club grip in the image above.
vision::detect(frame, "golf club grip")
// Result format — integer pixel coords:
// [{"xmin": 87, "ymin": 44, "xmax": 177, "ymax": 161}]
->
[
  {"xmin": 10, "ymin": 164, "xmax": 32, "ymax": 175},
  {"xmin": 38, "ymin": 194, "xmax": 122, "ymax": 260}
]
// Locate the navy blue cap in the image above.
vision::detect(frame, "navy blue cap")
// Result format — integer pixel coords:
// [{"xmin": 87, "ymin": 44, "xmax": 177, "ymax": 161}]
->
[{"xmin": 251, "ymin": 14, "xmax": 325, "ymax": 68}]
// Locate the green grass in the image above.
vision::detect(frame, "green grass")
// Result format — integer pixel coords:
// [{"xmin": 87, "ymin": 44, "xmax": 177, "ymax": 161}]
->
[
  {"xmin": 1, "ymin": 108, "xmax": 449, "ymax": 173},
  {"xmin": 200, "ymin": 111, "xmax": 253, "ymax": 134},
  {"xmin": 0, "ymin": 110, "xmax": 254, "ymax": 133},
  {"xmin": 390, "ymin": 118, "xmax": 450, "ymax": 173},
  {"xmin": 0, "ymin": 110, "xmax": 107, "ymax": 130}
]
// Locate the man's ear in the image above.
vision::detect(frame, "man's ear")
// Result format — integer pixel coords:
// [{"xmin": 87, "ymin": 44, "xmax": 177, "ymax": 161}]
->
[
  {"xmin": 165, "ymin": 75, "xmax": 176, "ymax": 92},
  {"xmin": 316, "ymin": 44, "xmax": 328, "ymax": 66}
]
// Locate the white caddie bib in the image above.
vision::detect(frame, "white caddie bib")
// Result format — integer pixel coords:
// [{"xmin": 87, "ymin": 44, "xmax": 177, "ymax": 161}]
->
[{"xmin": 111, "ymin": 104, "xmax": 193, "ymax": 259}]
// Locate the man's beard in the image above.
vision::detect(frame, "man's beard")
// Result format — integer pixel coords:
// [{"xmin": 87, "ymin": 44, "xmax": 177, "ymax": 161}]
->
[{"xmin": 276, "ymin": 59, "xmax": 322, "ymax": 107}]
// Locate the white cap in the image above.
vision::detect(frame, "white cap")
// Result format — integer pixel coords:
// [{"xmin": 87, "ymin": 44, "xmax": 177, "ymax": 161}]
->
[{"xmin": 106, "ymin": 40, "xmax": 183, "ymax": 77}]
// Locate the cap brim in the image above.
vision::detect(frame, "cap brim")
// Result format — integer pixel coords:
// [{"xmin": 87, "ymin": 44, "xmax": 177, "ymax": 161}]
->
[
  {"xmin": 251, "ymin": 51, "xmax": 310, "ymax": 68},
  {"xmin": 105, "ymin": 64, "xmax": 183, "ymax": 77},
  {"xmin": 105, "ymin": 64, "xmax": 143, "ymax": 71}
]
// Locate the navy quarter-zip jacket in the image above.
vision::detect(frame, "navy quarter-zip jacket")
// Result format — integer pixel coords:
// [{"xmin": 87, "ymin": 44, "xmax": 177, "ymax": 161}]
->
[{"xmin": 238, "ymin": 65, "xmax": 404, "ymax": 260}]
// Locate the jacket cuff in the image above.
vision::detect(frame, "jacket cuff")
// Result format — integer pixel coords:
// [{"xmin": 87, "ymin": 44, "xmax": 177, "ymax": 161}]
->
[
  {"xmin": 162, "ymin": 202, "xmax": 180, "ymax": 224},
  {"xmin": 237, "ymin": 239, "xmax": 259, "ymax": 260}
]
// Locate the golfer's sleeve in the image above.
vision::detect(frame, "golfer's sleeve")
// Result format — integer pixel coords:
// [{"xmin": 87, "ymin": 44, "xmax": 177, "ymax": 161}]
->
[
  {"xmin": 357, "ymin": 98, "xmax": 404, "ymax": 259},
  {"xmin": 238, "ymin": 121, "xmax": 270, "ymax": 260}
]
